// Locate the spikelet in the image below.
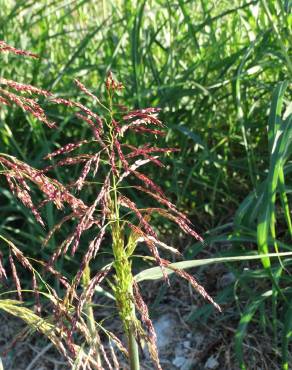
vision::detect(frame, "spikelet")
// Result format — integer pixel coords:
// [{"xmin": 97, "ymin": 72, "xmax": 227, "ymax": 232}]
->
[
  {"xmin": 58, "ymin": 186, "xmax": 106, "ymax": 258},
  {"xmin": 92, "ymin": 153, "xmax": 100, "ymax": 177},
  {"xmin": 123, "ymin": 107, "xmax": 161, "ymax": 121},
  {"xmin": 6, "ymin": 174, "xmax": 44, "ymax": 226},
  {"xmin": 0, "ymin": 40, "xmax": 38, "ymax": 58},
  {"xmin": 133, "ymin": 281, "xmax": 161, "ymax": 370},
  {"xmin": 119, "ymin": 196, "xmax": 157, "ymax": 239},
  {"xmin": 0, "ymin": 88, "xmax": 56, "ymax": 128},
  {"xmin": 42, "ymin": 214, "xmax": 74, "ymax": 248},
  {"xmin": 129, "ymin": 126, "xmax": 166, "ymax": 136},
  {"xmin": 0, "ymin": 77, "xmax": 52, "ymax": 97},
  {"xmin": 51, "ymin": 96, "xmax": 103, "ymax": 132},
  {"xmin": 132, "ymin": 171, "xmax": 166, "ymax": 198},
  {"xmin": 0, "ymin": 252, "xmax": 7, "ymax": 279},
  {"xmin": 42, "ymin": 156, "xmax": 89, "ymax": 173},
  {"xmin": 75, "ymin": 113, "xmax": 104, "ymax": 144},
  {"xmin": 109, "ymin": 341, "xmax": 120, "ymax": 370},
  {"xmin": 107, "ymin": 332, "xmax": 129, "ymax": 358},
  {"xmin": 9, "ymin": 254, "xmax": 22, "ymax": 301},
  {"xmin": 75, "ymin": 157, "xmax": 94, "ymax": 191},
  {"xmin": 118, "ymin": 158, "xmax": 157, "ymax": 182},
  {"xmin": 127, "ymin": 223, "xmax": 168, "ymax": 282},
  {"xmin": 126, "ymin": 145, "xmax": 179, "ymax": 158},
  {"xmin": 114, "ymin": 137, "xmax": 129, "ymax": 170},
  {"xmin": 139, "ymin": 235, "xmax": 181, "ymax": 256},
  {"xmin": 44, "ymin": 264, "xmax": 70, "ymax": 289},
  {"xmin": 73, "ymin": 227, "xmax": 106, "ymax": 289},
  {"xmin": 112, "ymin": 119, "xmax": 121, "ymax": 134},
  {"xmin": 0, "ymin": 95, "xmax": 10, "ymax": 105},
  {"xmin": 134, "ymin": 185, "xmax": 190, "ymax": 223},
  {"xmin": 14, "ymin": 184, "xmax": 45, "ymax": 227},
  {"xmin": 0, "ymin": 155, "xmax": 88, "ymax": 216},
  {"xmin": 74, "ymin": 79, "xmax": 98, "ymax": 101},
  {"xmin": 161, "ymin": 259, "xmax": 221, "ymax": 312},
  {"xmin": 144, "ymin": 207, "xmax": 204, "ymax": 243},
  {"xmin": 76, "ymin": 266, "xmax": 111, "ymax": 323},
  {"xmin": 105, "ymin": 71, "xmax": 124, "ymax": 91},
  {"xmin": 44, "ymin": 141, "xmax": 88, "ymax": 160}
]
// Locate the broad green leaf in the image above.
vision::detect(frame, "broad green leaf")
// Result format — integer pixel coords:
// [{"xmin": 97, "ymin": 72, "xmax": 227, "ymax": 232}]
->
[
  {"xmin": 257, "ymin": 86, "xmax": 291, "ymax": 268},
  {"xmin": 134, "ymin": 252, "xmax": 292, "ymax": 283},
  {"xmin": 268, "ymin": 81, "xmax": 288, "ymax": 152}
]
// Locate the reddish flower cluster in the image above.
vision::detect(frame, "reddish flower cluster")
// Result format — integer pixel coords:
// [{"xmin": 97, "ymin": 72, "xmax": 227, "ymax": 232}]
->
[
  {"xmin": 105, "ymin": 71, "xmax": 124, "ymax": 91},
  {"xmin": 0, "ymin": 87, "xmax": 56, "ymax": 128},
  {"xmin": 0, "ymin": 40, "xmax": 38, "ymax": 58},
  {"xmin": 44, "ymin": 140, "xmax": 89, "ymax": 160},
  {"xmin": 0, "ymin": 155, "xmax": 88, "ymax": 216},
  {"xmin": 0, "ymin": 42, "xmax": 56, "ymax": 128},
  {"xmin": 0, "ymin": 77, "xmax": 52, "ymax": 97},
  {"xmin": 0, "ymin": 46, "xmax": 220, "ymax": 368},
  {"xmin": 133, "ymin": 281, "xmax": 161, "ymax": 370},
  {"xmin": 41, "ymin": 156, "xmax": 89, "ymax": 173}
]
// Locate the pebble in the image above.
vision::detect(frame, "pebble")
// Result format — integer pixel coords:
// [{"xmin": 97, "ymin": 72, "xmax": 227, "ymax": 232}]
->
[
  {"xmin": 172, "ymin": 356, "xmax": 187, "ymax": 368},
  {"xmin": 204, "ymin": 355, "xmax": 219, "ymax": 369},
  {"xmin": 154, "ymin": 314, "xmax": 177, "ymax": 350}
]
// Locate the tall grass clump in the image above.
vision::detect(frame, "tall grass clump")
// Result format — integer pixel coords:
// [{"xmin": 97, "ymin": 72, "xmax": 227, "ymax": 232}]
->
[{"xmin": 0, "ymin": 41, "xmax": 221, "ymax": 369}]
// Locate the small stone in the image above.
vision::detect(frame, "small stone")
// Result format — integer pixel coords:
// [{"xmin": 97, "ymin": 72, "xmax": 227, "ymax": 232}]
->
[
  {"xmin": 183, "ymin": 340, "xmax": 191, "ymax": 349},
  {"xmin": 204, "ymin": 355, "xmax": 219, "ymax": 369},
  {"xmin": 172, "ymin": 356, "xmax": 187, "ymax": 368},
  {"xmin": 154, "ymin": 314, "xmax": 177, "ymax": 350}
]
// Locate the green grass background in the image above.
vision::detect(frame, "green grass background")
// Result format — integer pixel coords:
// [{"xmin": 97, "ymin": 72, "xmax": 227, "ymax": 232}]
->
[{"xmin": 0, "ymin": 0, "xmax": 291, "ymax": 368}]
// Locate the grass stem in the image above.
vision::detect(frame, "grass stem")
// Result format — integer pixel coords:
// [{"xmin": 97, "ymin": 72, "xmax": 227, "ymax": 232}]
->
[{"xmin": 82, "ymin": 263, "xmax": 102, "ymax": 367}]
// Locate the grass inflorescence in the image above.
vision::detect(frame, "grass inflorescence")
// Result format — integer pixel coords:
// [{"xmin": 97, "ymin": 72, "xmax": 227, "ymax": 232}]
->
[{"xmin": 0, "ymin": 41, "xmax": 221, "ymax": 369}]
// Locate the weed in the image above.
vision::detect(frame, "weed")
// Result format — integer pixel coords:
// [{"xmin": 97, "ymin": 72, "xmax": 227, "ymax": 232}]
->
[{"xmin": 0, "ymin": 41, "xmax": 220, "ymax": 369}]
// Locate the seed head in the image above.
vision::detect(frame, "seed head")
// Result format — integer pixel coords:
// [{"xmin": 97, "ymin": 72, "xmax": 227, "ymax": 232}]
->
[{"xmin": 0, "ymin": 40, "xmax": 38, "ymax": 58}]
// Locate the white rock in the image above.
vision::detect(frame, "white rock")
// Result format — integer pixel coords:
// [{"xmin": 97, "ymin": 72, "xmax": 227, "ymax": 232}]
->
[
  {"xmin": 154, "ymin": 314, "xmax": 177, "ymax": 350},
  {"xmin": 172, "ymin": 356, "xmax": 187, "ymax": 368},
  {"xmin": 204, "ymin": 355, "xmax": 219, "ymax": 369}
]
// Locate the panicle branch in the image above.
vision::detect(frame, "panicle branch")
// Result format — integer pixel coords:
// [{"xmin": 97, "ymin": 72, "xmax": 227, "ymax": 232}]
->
[
  {"xmin": 132, "ymin": 170, "xmax": 166, "ymax": 198},
  {"xmin": 0, "ymin": 155, "xmax": 88, "ymax": 216},
  {"xmin": 0, "ymin": 77, "xmax": 52, "ymax": 97},
  {"xmin": 0, "ymin": 40, "xmax": 38, "ymax": 58},
  {"xmin": 9, "ymin": 253, "xmax": 22, "ymax": 301},
  {"xmin": 0, "ymin": 252, "xmax": 7, "ymax": 280},
  {"xmin": 76, "ymin": 265, "xmax": 112, "ymax": 322},
  {"xmin": 0, "ymin": 88, "xmax": 56, "ymax": 128},
  {"xmin": 44, "ymin": 141, "xmax": 89, "ymax": 160},
  {"xmin": 133, "ymin": 281, "xmax": 161, "ymax": 370},
  {"xmin": 161, "ymin": 259, "xmax": 221, "ymax": 312}
]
